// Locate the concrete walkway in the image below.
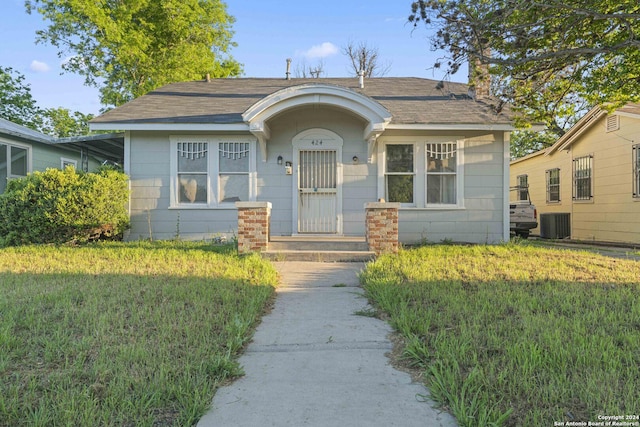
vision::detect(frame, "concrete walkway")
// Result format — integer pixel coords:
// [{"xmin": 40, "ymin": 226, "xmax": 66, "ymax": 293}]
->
[{"xmin": 197, "ymin": 261, "xmax": 457, "ymax": 427}]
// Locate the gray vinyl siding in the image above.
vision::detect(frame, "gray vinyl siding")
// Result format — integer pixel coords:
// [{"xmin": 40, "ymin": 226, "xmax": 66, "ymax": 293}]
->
[
  {"xmin": 397, "ymin": 134, "xmax": 507, "ymax": 244},
  {"xmin": 127, "ymin": 131, "xmax": 250, "ymax": 241},
  {"xmin": 1, "ymin": 136, "xmax": 98, "ymax": 173},
  {"xmin": 126, "ymin": 126, "xmax": 507, "ymax": 244},
  {"xmin": 32, "ymin": 143, "xmax": 90, "ymax": 171}
]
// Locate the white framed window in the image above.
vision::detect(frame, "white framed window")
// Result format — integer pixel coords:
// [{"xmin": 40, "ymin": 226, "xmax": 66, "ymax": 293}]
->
[
  {"xmin": 177, "ymin": 140, "xmax": 209, "ymax": 204},
  {"xmin": 633, "ymin": 144, "xmax": 640, "ymax": 198},
  {"xmin": 170, "ymin": 136, "xmax": 256, "ymax": 208},
  {"xmin": 379, "ymin": 137, "xmax": 463, "ymax": 208},
  {"xmin": 217, "ymin": 142, "xmax": 250, "ymax": 203},
  {"xmin": 572, "ymin": 155, "xmax": 593, "ymax": 201},
  {"xmin": 426, "ymin": 142, "xmax": 457, "ymax": 205},
  {"xmin": 1, "ymin": 141, "xmax": 31, "ymax": 194},
  {"xmin": 517, "ymin": 174, "xmax": 529, "ymax": 201},
  {"xmin": 384, "ymin": 143, "xmax": 415, "ymax": 205},
  {"xmin": 546, "ymin": 168, "xmax": 560, "ymax": 203},
  {"xmin": 61, "ymin": 158, "xmax": 78, "ymax": 169}
]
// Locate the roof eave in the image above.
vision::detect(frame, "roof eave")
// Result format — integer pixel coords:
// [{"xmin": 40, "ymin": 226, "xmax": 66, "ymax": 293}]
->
[
  {"xmin": 90, "ymin": 122, "xmax": 251, "ymax": 132},
  {"xmin": 91, "ymin": 122, "xmax": 517, "ymax": 132},
  {"xmin": 385, "ymin": 123, "xmax": 516, "ymax": 131},
  {"xmin": 545, "ymin": 107, "xmax": 606, "ymax": 156},
  {"xmin": 510, "ymin": 149, "xmax": 545, "ymax": 165},
  {"xmin": 0, "ymin": 129, "xmax": 53, "ymax": 145}
]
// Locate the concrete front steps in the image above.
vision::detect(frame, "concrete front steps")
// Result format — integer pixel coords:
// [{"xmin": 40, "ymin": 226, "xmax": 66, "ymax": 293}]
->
[{"xmin": 262, "ymin": 236, "xmax": 375, "ymax": 262}]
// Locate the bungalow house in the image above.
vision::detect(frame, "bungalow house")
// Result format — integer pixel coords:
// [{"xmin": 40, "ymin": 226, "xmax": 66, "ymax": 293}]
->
[
  {"xmin": 510, "ymin": 104, "xmax": 640, "ymax": 245},
  {"xmin": 90, "ymin": 77, "xmax": 515, "ymax": 247},
  {"xmin": 0, "ymin": 117, "xmax": 124, "ymax": 193}
]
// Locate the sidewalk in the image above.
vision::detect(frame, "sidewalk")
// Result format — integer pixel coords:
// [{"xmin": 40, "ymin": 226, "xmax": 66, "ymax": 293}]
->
[{"xmin": 197, "ymin": 261, "xmax": 457, "ymax": 427}]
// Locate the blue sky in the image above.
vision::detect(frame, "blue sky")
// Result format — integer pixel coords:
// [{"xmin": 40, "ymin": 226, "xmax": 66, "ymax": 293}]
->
[{"xmin": 0, "ymin": 0, "xmax": 464, "ymax": 115}]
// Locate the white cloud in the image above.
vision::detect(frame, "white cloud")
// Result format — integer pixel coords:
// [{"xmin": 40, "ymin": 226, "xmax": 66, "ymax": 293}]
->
[
  {"xmin": 301, "ymin": 42, "xmax": 339, "ymax": 59},
  {"xmin": 30, "ymin": 60, "xmax": 51, "ymax": 73}
]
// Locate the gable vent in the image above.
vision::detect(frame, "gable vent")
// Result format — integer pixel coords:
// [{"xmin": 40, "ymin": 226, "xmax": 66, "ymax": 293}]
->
[{"xmin": 606, "ymin": 115, "xmax": 620, "ymax": 132}]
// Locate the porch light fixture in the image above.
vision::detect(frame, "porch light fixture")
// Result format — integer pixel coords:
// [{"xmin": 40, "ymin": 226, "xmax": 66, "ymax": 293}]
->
[
  {"xmin": 277, "ymin": 155, "xmax": 283, "ymax": 165},
  {"xmin": 352, "ymin": 155, "xmax": 359, "ymax": 164}
]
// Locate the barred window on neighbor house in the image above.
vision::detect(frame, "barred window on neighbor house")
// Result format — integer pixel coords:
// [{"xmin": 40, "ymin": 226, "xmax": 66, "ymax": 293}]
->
[
  {"xmin": 426, "ymin": 142, "xmax": 457, "ymax": 205},
  {"xmin": 633, "ymin": 144, "xmax": 640, "ymax": 198},
  {"xmin": 546, "ymin": 168, "xmax": 560, "ymax": 203},
  {"xmin": 517, "ymin": 175, "xmax": 529, "ymax": 201},
  {"xmin": 573, "ymin": 155, "xmax": 593, "ymax": 201},
  {"xmin": 385, "ymin": 144, "xmax": 414, "ymax": 205}
]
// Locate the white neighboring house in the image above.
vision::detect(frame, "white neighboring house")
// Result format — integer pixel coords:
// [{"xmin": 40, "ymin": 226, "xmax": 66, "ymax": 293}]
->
[
  {"xmin": 0, "ymin": 118, "xmax": 123, "ymax": 194},
  {"xmin": 90, "ymin": 77, "xmax": 515, "ymax": 244}
]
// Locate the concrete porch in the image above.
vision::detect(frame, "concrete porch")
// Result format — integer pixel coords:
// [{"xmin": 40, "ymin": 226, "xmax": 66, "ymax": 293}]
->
[
  {"xmin": 236, "ymin": 201, "xmax": 400, "ymax": 261},
  {"xmin": 261, "ymin": 236, "xmax": 375, "ymax": 262}
]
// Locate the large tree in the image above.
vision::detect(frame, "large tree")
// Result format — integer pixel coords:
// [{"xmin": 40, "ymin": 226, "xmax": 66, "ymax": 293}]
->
[
  {"xmin": 26, "ymin": 0, "xmax": 242, "ymax": 108},
  {"xmin": 1, "ymin": 66, "xmax": 94, "ymax": 137},
  {"xmin": 409, "ymin": 0, "xmax": 640, "ymax": 133},
  {"xmin": 41, "ymin": 108, "xmax": 94, "ymax": 138},
  {"xmin": 0, "ymin": 66, "xmax": 43, "ymax": 130}
]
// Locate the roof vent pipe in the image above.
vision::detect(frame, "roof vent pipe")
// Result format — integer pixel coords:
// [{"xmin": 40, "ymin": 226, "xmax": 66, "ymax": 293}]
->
[
  {"xmin": 286, "ymin": 58, "xmax": 292, "ymax": 80},
  {"xmin": 358, "ymin": 69, "xmax": 364, "ymax": 88},
  {"xmin": 206, "ymin": 73, "xmax": 211, "ymax": 82}
]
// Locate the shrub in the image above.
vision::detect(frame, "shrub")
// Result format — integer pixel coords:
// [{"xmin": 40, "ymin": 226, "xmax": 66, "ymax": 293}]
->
[{"xmin": 0, "ymin": 166, "xmax": 129, "ymax": 246}]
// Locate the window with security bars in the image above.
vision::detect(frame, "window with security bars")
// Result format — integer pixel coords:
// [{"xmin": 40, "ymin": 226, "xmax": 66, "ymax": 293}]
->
[
  {"xmin": 177, "ymin": 142, "xmax": 208, "ymax": 204},
  {"xmin": 517, "ymin": 175, "xmax": 529, "ymax": 201},
  {"xmin": 546, "ymin": 168, "xmax": 560, "ymax": 203},
  {"xmin": 385, "ymin": 144, "xmax": 414, "ymax": 204},
  {"xmin": 634, "ymin": 144, "xmax": 640, "ymax": 198},
  {"xmin": 218, "ymin": 142, "xmax": 249, "ymax": 203},
  {"xmin": 426, "ymin": 142, "xmax": 457, "ymax": 204},
  {"xmin": 573, "ymin": 155, "xmax": 593, "ymax": 201}
]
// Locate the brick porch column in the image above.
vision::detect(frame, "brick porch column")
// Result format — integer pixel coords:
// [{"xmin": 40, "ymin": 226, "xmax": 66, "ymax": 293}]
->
[
  {"xmin": 236, "ymin": 202, "xmax": 271, "ymax": 254},
  {"xmin": 365, "ymin": 202, "xmax": 400, "ymax": 254}
]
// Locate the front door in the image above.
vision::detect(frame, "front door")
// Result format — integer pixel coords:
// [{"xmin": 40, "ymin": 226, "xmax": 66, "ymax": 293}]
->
[
  {"xmin": 298, "ymin": 149, "xmax": 337, "ymax": 233},
  {"xmin": 293, "ymin": 128, "xmax": 343, "ymax": 234}
]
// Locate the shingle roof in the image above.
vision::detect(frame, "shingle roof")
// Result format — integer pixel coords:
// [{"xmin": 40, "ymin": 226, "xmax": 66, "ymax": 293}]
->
[{"xmin": 91, "ymin": 77, "xmax": 513, "ymax": 126}]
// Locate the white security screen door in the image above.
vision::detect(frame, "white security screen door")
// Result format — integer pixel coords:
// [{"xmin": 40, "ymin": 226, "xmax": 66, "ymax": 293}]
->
[
  {"xmin": 292, "ymin": 128, "xmax": 343, "ymax": 235},
  {"xmin": 298, "ymin": 149, "xmax": 337, "ymax": 233}
]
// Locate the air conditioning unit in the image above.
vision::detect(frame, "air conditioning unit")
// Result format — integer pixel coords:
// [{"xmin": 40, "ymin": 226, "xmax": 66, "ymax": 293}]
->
[{"xmin": 540, "ymin": 213, "xmax": 571, "ymax": 239}]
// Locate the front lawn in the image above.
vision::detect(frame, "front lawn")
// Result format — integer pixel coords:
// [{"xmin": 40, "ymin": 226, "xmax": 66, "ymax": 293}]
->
[
  {"xmin": 0, "ymin": 241, "xmax": 278, "ymax": 426},
  {"xmin": 361, "ymin": 243, "xmax": 640, "ymax": 427}
]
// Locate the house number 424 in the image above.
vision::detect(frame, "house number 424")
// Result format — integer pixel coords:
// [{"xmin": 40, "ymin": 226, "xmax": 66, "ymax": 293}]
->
[{"xmin": 311, "ymin": 139, "xmax": 323, "ymax": 145}]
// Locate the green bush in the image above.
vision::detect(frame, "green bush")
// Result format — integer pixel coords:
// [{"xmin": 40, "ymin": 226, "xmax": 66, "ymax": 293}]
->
[{"xmin": 0, "ymin": 166, "xmax": 130, "ymax": 246}]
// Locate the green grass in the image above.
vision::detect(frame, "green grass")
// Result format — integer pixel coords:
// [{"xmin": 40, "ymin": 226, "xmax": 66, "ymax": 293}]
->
[
  {"xmin": 0, "ymin": 241, "xmax": 278, "ymax": 426},
  {"xmin": 360, "ymin": 242, "xmax": 640, "ymax": 427}
]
